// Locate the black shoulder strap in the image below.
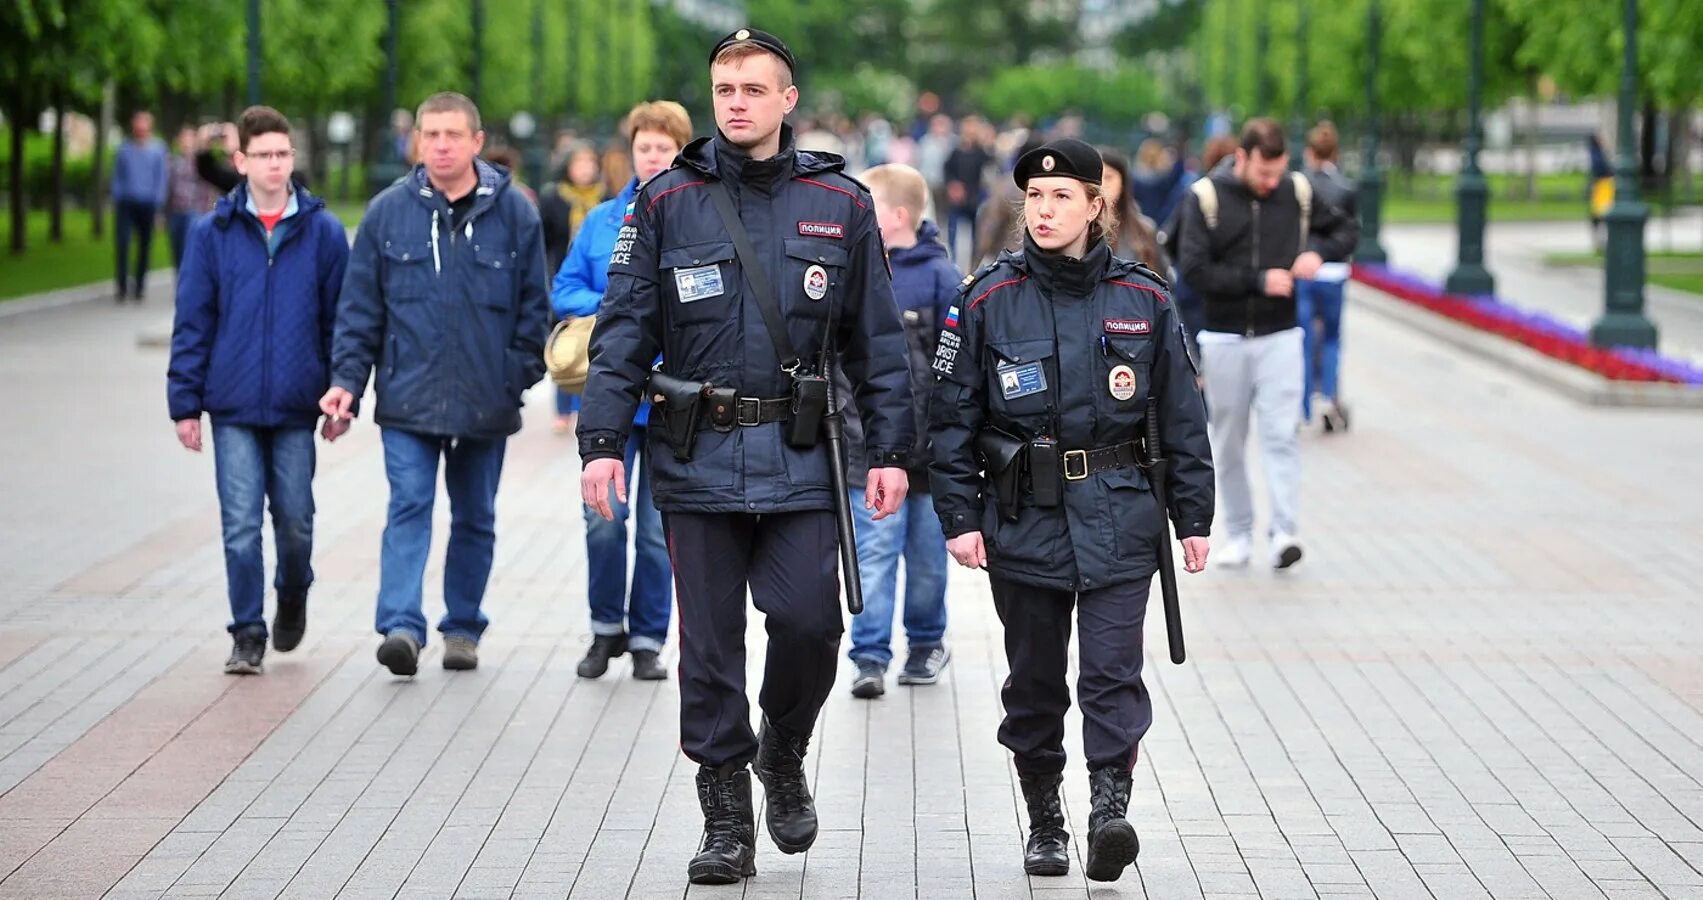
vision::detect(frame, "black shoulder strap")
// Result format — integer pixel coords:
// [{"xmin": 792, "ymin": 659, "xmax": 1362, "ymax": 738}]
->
[{"xmin": 706, "ymin": 180, "xmax": 802, "ymax": 373}]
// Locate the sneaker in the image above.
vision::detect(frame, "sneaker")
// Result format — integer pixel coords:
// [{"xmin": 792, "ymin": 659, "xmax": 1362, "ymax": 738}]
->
[
  {"xmin": 442, "ymin": 634, "xmax": 479, "ymax": 671},
  {"xmin": 224, "ymin": 626, "xmax": 266, "ymax": 675},
  {"xmin": 1321, "ymin": 399, "xmax": 1351, "ymax": 433},
  {"xmin": 376, "ymin": 630, "xmax": 420, "ymax": 676},
  {"xmin": 896, "ymin": 645, "xmax": 951, "ymax": 685},
  {"xmin": 849, "ymin": 659, "xmax": 885, "ymax": 699},
  {"xmin": 1217, "ymin": 535, "xmax": 1252, "ymax": 568},
  {"xmin": 272, "ymin": 592, "xmax": 307, "ymax": 653},
  {"xmin": 1271, "ymin": 532, "xmax": 1304, "ymax": 570},
  {"xmin": 631, "ymin": 648, "xmax": 668, "ymax": 681}
]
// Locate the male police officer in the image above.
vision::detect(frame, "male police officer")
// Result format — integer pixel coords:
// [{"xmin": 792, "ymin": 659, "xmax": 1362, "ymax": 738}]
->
[{"xmin": 578, "ymin": 29, "xmax": 914, "ymax": 885}]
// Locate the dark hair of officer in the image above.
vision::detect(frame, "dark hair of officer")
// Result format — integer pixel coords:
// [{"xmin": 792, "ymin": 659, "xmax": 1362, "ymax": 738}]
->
[{"xmin": 1013, "ymin": 138, "xmax": 1118, "ymax": 254}]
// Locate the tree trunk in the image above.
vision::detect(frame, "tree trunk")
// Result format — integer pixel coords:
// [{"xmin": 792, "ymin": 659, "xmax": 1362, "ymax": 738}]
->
[
  {"xmin": 9, "ymin": 92, "xmax": 26, "ymax": 255},
  {"xmin": 91, "ymin": 80, "xmax": 112, "ymax": 238},
  {"xmin": 49, "ymin": 81, "xmax": 66, "ymax": 243}
]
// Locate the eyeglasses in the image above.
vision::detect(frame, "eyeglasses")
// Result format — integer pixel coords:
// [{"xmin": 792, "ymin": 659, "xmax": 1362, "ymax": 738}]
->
[{"xmin": 246, "ymin": 150, "xmax": 294, "ymax": 163}]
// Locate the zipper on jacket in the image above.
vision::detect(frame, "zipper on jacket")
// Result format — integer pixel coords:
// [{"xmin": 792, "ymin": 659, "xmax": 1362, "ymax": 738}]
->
[{"xmin": 1248, "ymin": 199, "xmax": 1261, "ymax": 337}]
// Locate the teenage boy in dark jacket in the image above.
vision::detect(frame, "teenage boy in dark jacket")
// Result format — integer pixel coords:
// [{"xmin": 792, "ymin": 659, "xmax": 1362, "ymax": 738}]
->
[
  {"xmin": 842, "ymin": 163, "xmax": 961, "ymax": 700},
  {"xmin": 1175, "ymin": 118, "xmax": 1357, "ymax": 572},
  {"xmin": 167, "ymin": 105, "xmax": 352, "ymax": 675},
  {"xmin": 322, "ymin": 92, "xmax": 550, "ymax": 677}
]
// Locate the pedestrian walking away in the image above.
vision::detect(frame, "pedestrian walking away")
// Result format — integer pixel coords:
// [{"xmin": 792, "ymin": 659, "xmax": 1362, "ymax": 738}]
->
[
  {"xmin": 166, "ymin": 106, "xmax": 352, "ymax": 675},
  {"xmin": 577, "ymin": 29, "xmax": 914, "ymax": 886},
  {"xmin": 551, "ymin": 100, "xmax": 696, "ymax": 683},
  {"xmin": 929, "ymin": 138, "xmax": 1215, "ymax": 882},
  {"xmin": 1296, "ymin": 121, "xmax": 1360, "ymax": 431},
  {"xmin": 842, "ymin": 163, "xmax": 960, "ymax": 701},
  {"xmin": 321, "ymin": 91, "xmax": 551, "ymax": 678},
  {"xmin": 1174, "ymin": 118, "xmax": 1357, "ymax": 570}
]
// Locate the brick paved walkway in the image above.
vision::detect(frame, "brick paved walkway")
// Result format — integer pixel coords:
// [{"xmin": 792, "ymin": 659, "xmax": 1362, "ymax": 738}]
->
[{"xmin": 1, "ymin": 278, "xmax": 1701, "ymax": 899}]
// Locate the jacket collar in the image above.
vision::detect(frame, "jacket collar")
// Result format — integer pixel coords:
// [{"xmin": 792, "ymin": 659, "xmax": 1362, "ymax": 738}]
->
[
  {"xmin": 678, "ymin": 124, "xmax": 846, "ymax": 185},
  {"xmin": 408, "ymin": 158, "xmax": 508, "ymax": 217},
  {"xmin": 1020, "ymin": 233, "xmax": 1114, "ymax": 297},
  {"xmin": 889, "ymin": 220, "xmax": 950, "ymax": 269},
  {"xmin": 214, "ymin": 182, "xmax": 323, "ymax": 228}
]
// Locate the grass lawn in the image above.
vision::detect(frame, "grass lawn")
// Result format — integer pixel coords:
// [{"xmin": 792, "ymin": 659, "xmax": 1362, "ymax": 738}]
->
[
  {"xmin": 1, "ymin": 203, "xmax": 369, "ymax": 303},
  {"xmin": 1382, "ymin": 195, "xmax": 1592, "ymax": 224},
  {"xmin": 1540, "ymin": 249, "xmax": 1703, "ymax": 295},
  {"xmin": 0, "ymin": 209, "xmax": 159, "ymax": 302}
]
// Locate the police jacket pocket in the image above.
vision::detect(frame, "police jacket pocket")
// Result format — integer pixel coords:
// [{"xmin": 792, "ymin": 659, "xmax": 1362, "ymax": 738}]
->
[
  {"xmin": 1101, "ymin": 466, "xmax": 1160, "ymax": 563},
  {"xmin": 1103, "ymin": 336, "xmax": 1155, "ymax": 409},
  {"xmin": 988, "ymin": 339, "xmax": 1055, "ymax": 419},
  {"xmin": 660, "ymin": 241, "xmax": 736, "ymax": 325},
  {"xmin": 783, "ymin": 239, "xmax": 849, "ymax": 315}
]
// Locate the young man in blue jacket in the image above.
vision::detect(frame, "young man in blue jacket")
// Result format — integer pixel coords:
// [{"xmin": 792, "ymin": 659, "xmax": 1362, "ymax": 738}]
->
[
  {"xmin": 322, "ymin": 92, "xmax": 550, "ymax": 677},
  {"xmin": 551, "ymin": 101, "xmax": 693, "ymax": 682},
  {"xmin": 843, "ymin": 163, "xmax": 959, "ymax": 700},
  {"xmin": 167, "ymin": 105, "xmax": 352, "ymax": 675}
]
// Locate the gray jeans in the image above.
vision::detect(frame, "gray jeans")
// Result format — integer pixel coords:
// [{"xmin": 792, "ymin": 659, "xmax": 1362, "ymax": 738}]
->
[{"xmin": 1200, "ymin": 328, "xmax": 1303, "ymax": 539}]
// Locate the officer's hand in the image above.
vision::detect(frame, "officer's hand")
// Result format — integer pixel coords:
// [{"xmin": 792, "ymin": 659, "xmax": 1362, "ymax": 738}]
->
[
  {"xmin": 947, "ymin": 532, "xmax": 986, "ymax": 569},
  {"xmin": 175, "ymin": 417, "xmax": 202, "ymax": 453},
  {"xmin": 1291, "ymin": 251, "xmax": 1324, "ymax": 280},
  {"xmin": 865, "ymin": 467, "xmax": 909, "ymax": 521},
  {"xmin": 1263, "ymin": 269, "xmax": 1295, "ymax": 297},
  {"xmin": 1181, "ymin": 536, "xmax": 1210, "ymax": 573},
  {"xmin": 581, "ymin": 457, "xmax": 626, "ymax": 522},
  {"xmin": 319, "ymin": 386, "xmax": 356, "ymax": 421}
]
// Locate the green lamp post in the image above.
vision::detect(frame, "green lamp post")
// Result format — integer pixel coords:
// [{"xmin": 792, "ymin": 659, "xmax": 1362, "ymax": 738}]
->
[
  {"xmin": 1446, "ymin": 0, "xmax": 1495, "ymax": 296},
  {"xmin": 1356, "ymin": 0, "xmax": 1387, "ymax": 263},
  {"xmin": 1590, "ymin": 0, "xmax": 1658, "ymax": 349},
  {"xmin": 471, "ymin": 0, "xmax": 486, "ymax": 108},
  {"xmin": 1292, "ymin": 0, "xmax": 1309, "ymax": 170},
  {"xmin": 246, "ymin": 0, "xmax": 262, "ymax": 105}
]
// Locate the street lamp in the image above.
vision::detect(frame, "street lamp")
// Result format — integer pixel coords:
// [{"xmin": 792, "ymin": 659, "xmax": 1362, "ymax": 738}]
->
[
  {"xmin": 1590, "ymin": 0, "xmax": 1658, "ymax": 348},
  {"xmin": 327, "ymin": 111, "xmax": 356, "ymax": 203},
  {"xmin": 1255, "ymin": 4, "xmax": 1271, "ymax": 113},
  {"xmin": 471, "ymin": 0, "xmax": 486, "ymax": 108},
  {"xmin": 1356, "ymin": 0, "xmax": 1388, "ymax": 263},
  {"xmin": 246, "ymin": 0, "xmax": 261, "ymax": 105},
  {"xmin": 1446, "ymin": 0, "xmax": 1495, "ymax": 296},
  {"xmin": 1292, "ymin": 0, "xmax": 1309, "ymax": 170}
]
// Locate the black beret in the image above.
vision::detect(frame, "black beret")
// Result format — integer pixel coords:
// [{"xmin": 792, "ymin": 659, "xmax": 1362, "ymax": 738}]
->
[
  {"xmin": 1013, "ymin": 139, "xmax": 1104, "ymax": 189},
  {"xmin": 709, "ymin": 28, "xmax": 797, "ymax": 74}
]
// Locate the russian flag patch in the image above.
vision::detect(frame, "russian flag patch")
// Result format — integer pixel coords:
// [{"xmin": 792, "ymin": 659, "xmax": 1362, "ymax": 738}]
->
[
  {"xmin": 624, "ymin": 202, "xmax": 636, "ymax": 223},
  {"xmin": 944, "ymin": 306, "xmax": 960, "ymax": 328}
]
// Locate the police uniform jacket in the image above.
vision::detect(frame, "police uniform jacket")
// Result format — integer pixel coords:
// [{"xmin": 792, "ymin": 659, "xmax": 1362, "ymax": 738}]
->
[
  {"xmin": 929, "ymin": 236, "xmax": 1214, "ymax": 592},
  {"xmin": 579, "ymin": 126, "xmax": 914, "ymax": 514}
]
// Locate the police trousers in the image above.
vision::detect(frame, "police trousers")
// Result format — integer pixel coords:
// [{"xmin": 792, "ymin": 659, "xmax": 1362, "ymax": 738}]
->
[
  {"xmin": 664, "ymin": 510, "xmax": 843, "ymax": 767},
  {"xmin": 990, "ymin": 574, "xmax": 1154, "ymax": 775}
]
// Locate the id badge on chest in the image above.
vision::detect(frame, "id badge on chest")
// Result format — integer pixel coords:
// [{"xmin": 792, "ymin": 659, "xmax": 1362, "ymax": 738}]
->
[
  {"xmin": 996, "ymin": 360, "xmax": 1047, "ymax": 400},
  {"xmin": 674, "ymin": 264, "xmax": 725, "ymax": 303}
]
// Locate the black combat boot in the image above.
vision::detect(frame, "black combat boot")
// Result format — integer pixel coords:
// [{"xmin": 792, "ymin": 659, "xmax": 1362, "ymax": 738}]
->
[
  {"xmin": 577, "ymin": 632, "xmax": 628, "ymax": 678},
  {"xmin": 1018, "ymin": 772, "xmax": 1071, "ymax": 876},
  {"xmin": 688, "ymin": 763, "xmax": 757, "ymax": 885},
  {"xmin": 753, "ymin": 716, "xmax": 818, "ymax": 853},
  {"xmin": 1084, "ymin": 766, "xmax": 1139, "ymax": 882}
]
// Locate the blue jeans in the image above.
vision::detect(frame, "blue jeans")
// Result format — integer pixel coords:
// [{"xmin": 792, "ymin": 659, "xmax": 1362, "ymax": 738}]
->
[
  {"xmin": 211, "ymin": 424, "xmax": 316, "ymax": 635},
  {"xmin": 584, "ymin": 427, "xmax": 673, "ymax": 652},
  {"xmin": 846, "ymin": 488, "xmax": 949, "ymax": 669},
  {"xmin": 1296, "ymin": 278, "xmax": 1346, "ymax": 419},
  {"xmin": 375, "ymin": 428, "xmax": 507, "ymax": 646}
]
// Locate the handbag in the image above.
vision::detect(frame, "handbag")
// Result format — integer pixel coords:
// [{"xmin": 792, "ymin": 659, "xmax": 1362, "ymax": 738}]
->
[{"xmin": 544, "ymin": 315, "xmax": 597, "ymax": 391}]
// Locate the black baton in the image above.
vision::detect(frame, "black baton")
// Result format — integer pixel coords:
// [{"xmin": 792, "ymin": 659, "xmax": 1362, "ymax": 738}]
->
[
  {"xmin": 1143, "ymin": 398, "xmax": 1186, "ymax": 664},
  {"xmin": 823, "ymin": 383, "xmax": 864, "ymax": 615}
]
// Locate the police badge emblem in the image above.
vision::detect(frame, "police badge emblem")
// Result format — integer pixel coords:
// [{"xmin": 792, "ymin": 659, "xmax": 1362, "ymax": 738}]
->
[
  {"xmin": 1108, "ymin": 364, "xmax": 1136, "ymax": 401},
  {"xmin": 804, "ymin": 264, "xmax": 828, "ymax": 301}
]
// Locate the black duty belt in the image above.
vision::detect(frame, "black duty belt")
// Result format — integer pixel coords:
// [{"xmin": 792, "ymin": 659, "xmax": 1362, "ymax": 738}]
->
[
  {"xmin": 1061, "ymin": 440, "xmax": 1142, "ymax": 481},
  {"xmin": 705, "ymin": 394, "xmax": 793, "ymax": 429}
]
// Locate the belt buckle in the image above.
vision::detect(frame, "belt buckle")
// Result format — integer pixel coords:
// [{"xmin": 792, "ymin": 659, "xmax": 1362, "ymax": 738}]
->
[
  {"xmin": 1063, "ymin": 449, "xmax": 1089, "ymax": 481},
  {"xmin": 736, "ymin": 397, "xmax": 763, "ymax": 427}
]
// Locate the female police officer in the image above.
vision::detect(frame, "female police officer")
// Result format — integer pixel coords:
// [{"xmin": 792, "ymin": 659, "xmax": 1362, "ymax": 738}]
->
[{"xmin": 929, "ymin": 139, "xmax": 1214, "ymax": 882}]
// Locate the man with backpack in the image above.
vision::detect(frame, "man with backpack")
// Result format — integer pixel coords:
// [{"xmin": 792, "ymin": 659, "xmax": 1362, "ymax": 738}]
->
[{"xmin": 1174, "ymin": 118, "xmax": 1358, "ymax": 571}]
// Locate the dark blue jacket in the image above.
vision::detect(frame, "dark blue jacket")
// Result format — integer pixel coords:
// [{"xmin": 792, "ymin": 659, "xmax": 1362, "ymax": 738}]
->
[
  {"xmin": 841, "ymin": 219, "xmax": 962, "ymax": 488},
  {"xmin": 330, "ymin": 161, "xmax": 550, "ymax": 440},
  {"xmin": 579, "ymin": 127, "xmax": 915, "ymax": 514},
  {"xmin": 167, "ymin": 183, "xmax": 349, "ymax": 428},
  {"xmin": 930, "ymin": 237, "xmax": 1214, "ymax": 592},
  {"xmin": 552, "ymin": 177, "xmax": 650, "ymax": 428}
]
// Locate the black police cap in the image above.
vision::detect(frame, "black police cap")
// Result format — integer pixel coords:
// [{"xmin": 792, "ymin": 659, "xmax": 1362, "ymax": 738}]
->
[
  {"xmin": 1013, "ymin": 139, "xmax": 1104, "ymax": 189},
  {"xmin": 709, "ymin": 28, "xmax": 797, "ymax": 74}
]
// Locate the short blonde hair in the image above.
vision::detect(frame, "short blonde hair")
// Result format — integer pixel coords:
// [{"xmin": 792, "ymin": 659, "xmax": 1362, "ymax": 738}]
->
[
  {"xmin": 713, "ymin": 42, "xmax": 794, "ymax": 89},
  {"xmin": 862, "ymin": 163, "xmax": 929, "ymax": 229},
  {"xmin": 625, "ymin": 100, "xmax": 694, "ymax": 150}
]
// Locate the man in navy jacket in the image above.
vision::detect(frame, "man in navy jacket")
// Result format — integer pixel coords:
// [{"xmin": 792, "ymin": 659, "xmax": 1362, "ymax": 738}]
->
[
  {"xmin": 167, "ymin": 106, "xmax": 351, "ymax": 675},
  {"xmin": 322, "ymin": 92, "xmax": 550, "ymax": 677}
]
